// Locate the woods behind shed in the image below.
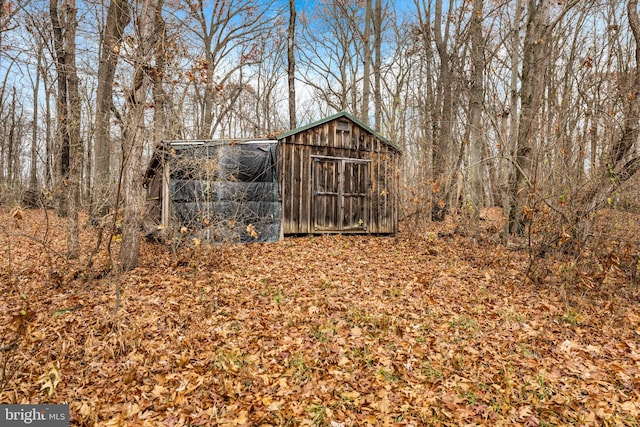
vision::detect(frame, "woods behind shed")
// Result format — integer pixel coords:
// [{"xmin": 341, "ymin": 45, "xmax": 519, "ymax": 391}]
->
[{"xmin": 144, "ymin": 111, "xmax": 401, "ymax": 242}]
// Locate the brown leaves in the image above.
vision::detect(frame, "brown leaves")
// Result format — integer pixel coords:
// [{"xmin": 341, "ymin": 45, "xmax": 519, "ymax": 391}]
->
[
  {"xmin": 1, "ymin": 210, "xmax": 640, "ymax": 425},
  {"xmin": 246, "ymin": 224, "xmax": 258, "ymax": 239},
  {"xmin": 9, "ymin": 206, "xmax": 23, "ymax": 229},
  {"xmin": 38, "ymin": 365, "xmax": 61, "ymax": 397}
]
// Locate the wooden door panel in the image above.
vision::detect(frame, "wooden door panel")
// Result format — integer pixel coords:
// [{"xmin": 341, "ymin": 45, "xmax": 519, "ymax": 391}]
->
[
  {"xmin": 313, "ymin": 158, "xmax": 340, "ymax": 231},
  {"xmin": 342, "ymin": 161, "xmax": 368, "ymax": 230},
  {"xmin": 313, "ymin": 156, "xmax": 369, "ymax": 232}
]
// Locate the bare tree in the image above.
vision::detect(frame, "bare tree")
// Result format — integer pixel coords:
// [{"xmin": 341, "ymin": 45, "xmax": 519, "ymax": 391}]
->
[
  {"xmin": 197, "ymin": 18, "xmax": 288, "ymax": 138},
  {"xmin": 0, "ymin": 0, "xmax": 22, "ymax": 43},
  {"xmin": 254, "ymin": 26, "xmax": 289, "ymax": 134},
  {"xmin": 152, "ymin": 0, "xmax": 170, "ymax": 142},
  {"xmin": 410, "ymin": 0, "xmax": 436, "ymax": 220},
  {"xmin": 288, "ymin": 0, "xmax": 297, "ymax": 129},
  {"xmin": 20, "ymin": 11, "xmax": 53, "ymax": 204},
  {"xmin": 65, "ymin": 0, "xmax": 82, "ymax": 258},
  {"xmin": 361, "ymin": 0, "xmax": 372, "ymax": 122},
  {"xmin": 466, "ymin": 0, "xmax": 485, "ymax": 215},
  {"xmin": 426, "ymin": 0, "xmax": 464, "ymax": 221},
  {"xmin": 29, "ymin": 39, "xmax": 43, "ymax": 196},
  {"xmin": 568, "ymin": 0, "xmax": 640, "ymax": 245},
  {"xmin": 298, "ymin": 0, "xmax": 363, "ymax": 115},
  {"xmin": 372, "ymin": 0, "xmax": 384, "ymax": 130},
  {"xmin": 0, "ymin": 1, "xmax": 29, "ymax": 201},
  {"xmin": 2, "ymin": 87, "xmax": 26, "ymax": 195},
  {"xmin": 50, "ymin": 0, "xmax": 82, "ymax": 258},
  {"xmin": 50, "ymin": 0, "xmax": 69, "ymax": 216},
  {"xmin": 93, "ymin": 0, "xmax": 131, "ymax": 217},
  {"xmin": 119, "ymin": 0, "xmax": 159, "ymax": 271},
  {"xmin": 19, "ymin": 8, "xmax": 57, "ymax": 203},
  {"xmin": 180, "ymin": 0, "xmax": 277, "ymax": 138},
  {"xmin": 508, "ymin": 0, "xmax": 579, "ymax": 234}
]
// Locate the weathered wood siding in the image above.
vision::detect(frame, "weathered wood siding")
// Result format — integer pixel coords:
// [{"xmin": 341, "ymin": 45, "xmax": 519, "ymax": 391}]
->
[{"xmin": 279, "ymin": 115, "xmax": 399, "ymax": 234}]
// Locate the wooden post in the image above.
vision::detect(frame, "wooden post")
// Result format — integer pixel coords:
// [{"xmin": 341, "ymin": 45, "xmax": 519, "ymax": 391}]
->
[{"xmin": 161, "ymin": 156, "xmax": 170, "ymax": 233}]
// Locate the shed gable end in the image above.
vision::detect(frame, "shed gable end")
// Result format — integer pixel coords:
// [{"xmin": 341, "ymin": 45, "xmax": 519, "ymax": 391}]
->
[{"xmin": 277, "ymin": 112, "xmax": 400, "ymax": 235}]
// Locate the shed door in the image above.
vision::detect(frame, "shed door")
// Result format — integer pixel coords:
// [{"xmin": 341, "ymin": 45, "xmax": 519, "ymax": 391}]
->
[{"xmin": 312, "ymin": 156, "xmax": 369, "ymax": 232}]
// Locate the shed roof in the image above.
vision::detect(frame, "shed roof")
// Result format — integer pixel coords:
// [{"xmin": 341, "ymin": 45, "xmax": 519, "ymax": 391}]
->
[{"xmin": 276, "ymin": 111, "xmax": 401, "ymax": 152}]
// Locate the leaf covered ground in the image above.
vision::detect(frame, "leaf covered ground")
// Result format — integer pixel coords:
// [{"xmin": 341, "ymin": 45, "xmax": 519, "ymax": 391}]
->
[{"xmin": 1, "ymin": 209, "xmax": 640, "ymax": 426}]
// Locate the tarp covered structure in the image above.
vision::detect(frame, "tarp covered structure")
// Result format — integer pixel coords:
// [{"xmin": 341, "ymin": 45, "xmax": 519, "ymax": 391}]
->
[{"xmin": 143, "ymin": 139, "xmax": 280, "ymax": 243}]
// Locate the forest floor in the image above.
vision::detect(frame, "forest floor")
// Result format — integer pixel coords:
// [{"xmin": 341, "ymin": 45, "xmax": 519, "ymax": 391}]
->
[{"xmin": 1, "ymin": 208, "xmax": 640, "ymax": 426}]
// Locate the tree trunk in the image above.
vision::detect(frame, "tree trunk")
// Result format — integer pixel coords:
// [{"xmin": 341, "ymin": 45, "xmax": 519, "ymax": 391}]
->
[
  {"xmin": 432, "ymin": 0, "xmax": 455, "ymax": 221},
  {"xmin": 373, "ymin": 0, "xmax": 382, "ymax": 131},
  {"xmin": 119, "ymin": 0, "xmax": 156, "ymax": 271},
  {"xmin": 93, "ymin": 0, "xmax": 131, "ymax": 217},
  {"xmin": 65, "ymin": 0, "xmax": 82, "ymax": 259},
  {"xmin": 50, "ymin": 0, "xmax": 81, "ymax": 257},
  {"xmin": 414, "ymin": 0, "xmax": 435, "ymax": 220},
  {"xmin": 152, "ymin": 0, "xmax": 167, "ymax": 142},
  {"xmin": 50, "ymin": 0, "xmax": 70, "ymax": 218},
  {"xmin": 500, "ymin": 0, "xmax": 522, "ymax": 239},
  {"xmin": 30, "ymin": 45, "xmax": 42, "ymax": 194},
  {"xmin": 7, "ymin": 87, "xmax": 15, "ymax": 190},
  {"xmin": 508, "ymin": 0, "xmax": 580, "ymax": 235},
  {"xmin": 44, "ymin": 73, "xmax": 54, "ymax": 190},
  {"xmin": 467, "ymin": 0, "xmax": 485, "ymax": 215},
  {"xmin": 287, "ymin": 0, "xmax": 297, "ymax": 129},
  {"xmin": 508, "ymin": 0, "xmax": 550, "ymax": 234},
  {"xmin": 361, "ymin": 0, "xmax": 372, "ymax": 122}
]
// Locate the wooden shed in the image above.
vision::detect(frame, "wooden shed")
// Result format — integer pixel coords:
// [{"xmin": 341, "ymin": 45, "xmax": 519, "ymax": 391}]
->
[{"xmin": 277, "ymin": 111, "xmax": 400, "ymax": 235}]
